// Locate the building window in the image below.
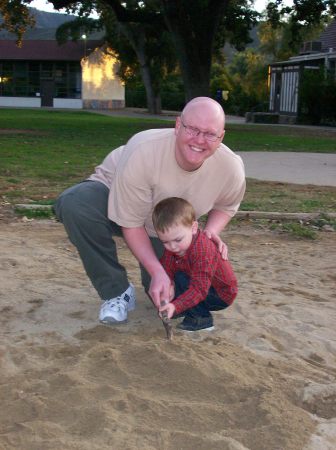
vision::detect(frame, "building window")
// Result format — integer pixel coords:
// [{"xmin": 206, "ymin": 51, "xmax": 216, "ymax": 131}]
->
[{"xmin": 0, "ymin": 61, "xmax": 82, "ymax": 98}]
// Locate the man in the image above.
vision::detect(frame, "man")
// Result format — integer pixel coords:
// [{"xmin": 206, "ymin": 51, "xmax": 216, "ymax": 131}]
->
[{"xmin": 54, "ymin": 97, "xmax": 245, "ymax": 325}]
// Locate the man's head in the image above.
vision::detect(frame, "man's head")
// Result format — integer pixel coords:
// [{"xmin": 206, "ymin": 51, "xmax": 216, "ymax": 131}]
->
[
  {"xmin": 175, "ymin": 97, "xmax": 225, "ymax": 171},
  {"xmin": 152, "ymin": 197, "xmax": 198, "ymax": 257}
]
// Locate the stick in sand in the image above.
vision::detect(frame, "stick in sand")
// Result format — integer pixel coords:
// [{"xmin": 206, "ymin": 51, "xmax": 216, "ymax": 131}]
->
[{"xmin": 160, "ymin": 300, "xmax": 173, "ymax": 340}]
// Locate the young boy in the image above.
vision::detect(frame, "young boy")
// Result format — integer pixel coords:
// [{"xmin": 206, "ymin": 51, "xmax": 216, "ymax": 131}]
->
[{"xmin": 152, "ymin": 197, "xmax": 238, "ymax": 332}]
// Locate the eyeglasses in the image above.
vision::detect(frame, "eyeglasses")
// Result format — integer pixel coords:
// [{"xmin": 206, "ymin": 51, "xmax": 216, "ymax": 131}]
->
[{"xmin": 180, "ymin": 118, "xmax": 223, "ymax": 142}]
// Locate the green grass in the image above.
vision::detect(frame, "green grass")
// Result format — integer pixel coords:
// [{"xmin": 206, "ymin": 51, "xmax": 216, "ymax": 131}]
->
[
  {"xmin": 1, "ymin": 109, "xmax": 171, "ymax": 202},
  {"xmin": 226, "ymin": 124, "xmax": 336, "ymax": 153},
  {"xmin": 14, "ymin": 207, "xmax": 55, "ymax": 219},
  {"xmin": 1, "ymin": 108, "xmax": 335, "ymax": 216},
  {"xmin": 270, "ymin": 222, "xmax": 318, "ymax": 240},
  {"xmin": 240, "ymin": 180, "xmax": 336, "ymax": 214},
  {"xmin": 267, "ymin": 213, "xmax": 336, "ymax": 239}
]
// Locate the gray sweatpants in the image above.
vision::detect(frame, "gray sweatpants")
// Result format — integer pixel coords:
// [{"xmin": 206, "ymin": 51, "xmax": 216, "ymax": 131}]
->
[{"xmin": 54, "ymin": 180, "xmax": 164, "ymax": 301}]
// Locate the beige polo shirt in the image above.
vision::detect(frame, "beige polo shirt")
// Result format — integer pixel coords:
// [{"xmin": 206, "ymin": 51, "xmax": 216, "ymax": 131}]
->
[{"xmin": 88, "ymin": 128, "xmax": 245, "ymax": 237}]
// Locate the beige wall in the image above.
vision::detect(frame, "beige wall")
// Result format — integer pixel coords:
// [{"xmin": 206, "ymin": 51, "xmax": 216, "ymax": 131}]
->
[{"xmin": 82, "ymin": 47, "xmax": 125, "ymax": 109}]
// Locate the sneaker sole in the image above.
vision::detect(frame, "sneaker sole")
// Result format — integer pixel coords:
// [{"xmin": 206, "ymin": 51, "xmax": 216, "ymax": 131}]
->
[
  {"xmin": 99, "ymin": 318, "xmax": 128, "ymax": 325},
  {"xmin": 177, "ymin": 326, "xmax": 215, "ymax": 332}
]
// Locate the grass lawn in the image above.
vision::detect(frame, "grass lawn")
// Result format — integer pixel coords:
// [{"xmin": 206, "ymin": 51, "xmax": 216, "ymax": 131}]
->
[{"xmin": 1, "ymin": 108, "xmax": 335, "ymax": 214}]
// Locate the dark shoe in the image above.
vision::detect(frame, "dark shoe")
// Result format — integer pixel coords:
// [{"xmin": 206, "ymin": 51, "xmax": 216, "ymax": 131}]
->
[
  {"xmin": 172, "ymin": 311, "xmax": 185, "ymax": 319},
  {"xmin": 177, "ymin": 314, "xmax": 214, "ymax": 332}
]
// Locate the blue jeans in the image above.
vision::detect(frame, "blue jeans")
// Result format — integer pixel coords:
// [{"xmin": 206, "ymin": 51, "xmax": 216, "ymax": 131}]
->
[{"xmin": 174, "ymin": 272, "xmax": 228, "ymax": 318}]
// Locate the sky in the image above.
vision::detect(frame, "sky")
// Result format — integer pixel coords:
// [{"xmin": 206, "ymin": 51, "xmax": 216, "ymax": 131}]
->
[
  {"xmin": 30, "ymin": 0, "xmax": 67, "ymax": 14},
  {"xmin": 30, "ymin": 0, "xmax": 282, "ymax": 15}
]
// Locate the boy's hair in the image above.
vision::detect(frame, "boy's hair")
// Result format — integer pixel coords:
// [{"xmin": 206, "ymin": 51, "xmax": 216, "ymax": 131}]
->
[{"xmin": 152, "ymin": 197, "xmax": 196, "ymax": 233}]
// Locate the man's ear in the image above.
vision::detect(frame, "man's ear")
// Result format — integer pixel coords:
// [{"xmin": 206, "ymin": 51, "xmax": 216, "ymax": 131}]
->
[
  {"xmin": 175, "ymin": 116, "xmax": 181, "ymax": 135},
  {"xmin": 192, "ymin": 221, "xmax": 198, "ymax": 235}
]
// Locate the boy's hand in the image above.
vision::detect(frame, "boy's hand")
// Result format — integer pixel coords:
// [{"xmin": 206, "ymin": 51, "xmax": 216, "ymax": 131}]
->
[
  {"xmin": 159, "ymin": 302, "xmax": 176, "ymax": 320},
  {"xmin": 204, "ymin": 230, "xmax": 228, "ymax": 260}
]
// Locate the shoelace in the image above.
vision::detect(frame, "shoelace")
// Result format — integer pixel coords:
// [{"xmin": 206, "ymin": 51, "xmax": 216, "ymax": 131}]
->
[{"xmin": 105, "ymin": 298, "xmax": 126, "ymax": 311}]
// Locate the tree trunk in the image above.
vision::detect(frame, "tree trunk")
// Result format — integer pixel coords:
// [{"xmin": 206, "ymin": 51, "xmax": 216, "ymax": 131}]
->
[
  {"xmin": 161, "ymin": 0, "xmax": 228, "ymax": 101},
  {"xmin": 118, "ymin": 22, "xmax": 162, "ymax": 114},
  {"xmin": 139, "ymin": 64, "xmax": 162, "ymax": 114}
]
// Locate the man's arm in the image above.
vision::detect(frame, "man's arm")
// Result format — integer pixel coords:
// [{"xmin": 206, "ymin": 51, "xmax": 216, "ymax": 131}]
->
[
  {"xmin": 203, "ymin": 209, "xmax": 232, "ymax": 259},
  {"xmin": 122, "ymin": 227, "xmax": 171, "ymax": 308},
  {"xmin": 204, "ymin": 209, "xmax": 231, "ymax": 233}
]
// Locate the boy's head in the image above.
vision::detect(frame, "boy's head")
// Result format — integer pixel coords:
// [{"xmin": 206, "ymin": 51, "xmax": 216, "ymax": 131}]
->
[{"xmin": 152, "ymin": 197, "xmax": 198, "ymax": 256}]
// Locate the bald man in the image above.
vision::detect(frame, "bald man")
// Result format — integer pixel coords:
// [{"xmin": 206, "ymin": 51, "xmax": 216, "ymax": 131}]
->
[{"xmin": 54, "ymin": 97, "xmax": 245, "ymax": 326}]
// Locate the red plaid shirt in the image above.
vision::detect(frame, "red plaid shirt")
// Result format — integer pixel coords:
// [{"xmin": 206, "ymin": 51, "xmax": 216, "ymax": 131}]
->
[{"xmin": 160, "ymin": 230, "xmax": 238, "ymax": 315}]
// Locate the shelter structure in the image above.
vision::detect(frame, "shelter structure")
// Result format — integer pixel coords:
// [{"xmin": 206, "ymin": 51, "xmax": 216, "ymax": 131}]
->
[{"xmin": 268, "ymin": 20, "xmax": 336, "ymax": 123}]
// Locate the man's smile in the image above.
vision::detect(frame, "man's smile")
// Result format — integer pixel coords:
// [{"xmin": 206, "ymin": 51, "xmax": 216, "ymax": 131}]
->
[{"xmin": 190, "ymin": 145, "xmax": 204, "ymax": 153}]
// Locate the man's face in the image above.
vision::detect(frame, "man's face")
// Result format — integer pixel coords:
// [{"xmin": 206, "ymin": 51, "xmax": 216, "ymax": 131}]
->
[
  {"xmin": 174, "ymin": 107, "xmax": 225, "ymax": 171},
  {"xmin": 157, "ymin": 222, "xmax": 198, "ymax": 257}
]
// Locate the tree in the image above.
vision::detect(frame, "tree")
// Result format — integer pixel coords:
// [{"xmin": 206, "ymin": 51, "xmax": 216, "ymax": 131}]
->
[
  {"xmin": 258, "ymin": 18, "xmax": 327, "ymax": 63},
  {"xmin": 106, "ymin": 17, "xmax": 177, "ymax": 114},
  {"xmin": 209, "ymin": 50, "xmax": 269, "ymax": 116},
  {"xmin": 1, "ymin": 0, "xmax": 257, "ymax": 100},
  {"xmin": 55, "ymin": 4, "xmax": 178, "ymax": 114},
  {"xmin": 265, "ymin": 0, "xmax": 336, "ymax": 48},
  {"xmin": 0, "ymin": 0, "xmax": 35, "ymax": 44},
  {"xmin": 50, "ymin": 0, "xmax": 258, "ymax": 100}
]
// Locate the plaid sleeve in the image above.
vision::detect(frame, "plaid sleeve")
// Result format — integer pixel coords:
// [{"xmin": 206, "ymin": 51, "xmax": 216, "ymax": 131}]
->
[
  {"xmin": 159, "ymin": 250, "xmax": 176, "ymax": 281},
  {"xmin": 172, "ymin": 234, "xmax": 218, "ymax": 314}
]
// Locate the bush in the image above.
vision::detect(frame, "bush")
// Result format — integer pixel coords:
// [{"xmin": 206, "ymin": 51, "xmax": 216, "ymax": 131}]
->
[
  {"xmin": 125, "ymin": 74, "xmax": 186, "ymax": 111},
  {"xmin": 125, "ymin": 86, "xmax": 147, "ymax": 108},
  {"xmin": 299, "ymin": 68, "xmax": 336, "ymax": 126},
  {"xmin": 252, "ymin": 112, "xmax": 278, "ymax": 123}
]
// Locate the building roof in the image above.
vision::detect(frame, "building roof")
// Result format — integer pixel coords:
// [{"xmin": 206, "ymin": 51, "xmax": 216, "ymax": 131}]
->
[
  {"xmin": 0, "ymin": 39, "xmax": 103, "ymax": 61},
  {"xmin": 271, "ymin": 19, "xmax": 336, "ymax": 67},
  {"xmin": 271, "ymin": 49, "xmax": 336, "ymax": 67},
  {"xmin": 319, "ymin": 20, "xmax": 336, "ymax": 51},
  {"xmin": 0, "ymin": 7, "xmax": 104, "ymax": 61}
]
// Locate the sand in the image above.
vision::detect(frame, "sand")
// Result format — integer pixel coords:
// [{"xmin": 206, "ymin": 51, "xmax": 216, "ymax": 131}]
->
[{"xmin": 0, "ymin": 210, "xmax": 335, "ymax": 450}]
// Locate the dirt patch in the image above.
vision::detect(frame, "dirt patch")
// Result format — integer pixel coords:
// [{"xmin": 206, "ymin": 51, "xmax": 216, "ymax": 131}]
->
[
  {"xmin": 0, "ymin": 129, "xmax": 48, "ymax": 135},
  {"xmin": 0, "ymin": 212, "xmax": 335, "ymax": 450}
]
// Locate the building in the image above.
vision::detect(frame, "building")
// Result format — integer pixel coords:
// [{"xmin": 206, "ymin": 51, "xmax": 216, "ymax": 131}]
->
[
  {"xmin": 268, "ymin": 20, "xmax": 336, "ymax": 123},
  {"xmin": 0, "ymin": 9, "xmax": 125, "ymax": 109}
]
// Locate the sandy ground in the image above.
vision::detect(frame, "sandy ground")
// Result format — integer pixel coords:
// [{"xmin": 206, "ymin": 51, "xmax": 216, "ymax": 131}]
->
[{"xmin": 0, "ymin": 210, "xmax": 336, "ymax": 450}]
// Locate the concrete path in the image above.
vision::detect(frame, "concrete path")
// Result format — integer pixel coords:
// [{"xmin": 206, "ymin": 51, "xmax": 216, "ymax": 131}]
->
[
  {"xmin": 88, "ymin": 107, "xmax": 246, "ymax": 124},
  {"xmin": 236, "ymin": 152, "xmax": 336, "ymax": 187}
]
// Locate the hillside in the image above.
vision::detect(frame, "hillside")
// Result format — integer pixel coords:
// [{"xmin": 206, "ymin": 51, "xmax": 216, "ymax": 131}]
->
[{"xmin": 0, "ymin": 7, "xmax": 87, "ymax": 40}]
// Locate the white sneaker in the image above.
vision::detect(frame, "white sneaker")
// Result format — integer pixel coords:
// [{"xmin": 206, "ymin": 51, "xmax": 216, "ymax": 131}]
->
[{"xmin": 99, "ymin": 284, "xmax": 136, "ymax": 324}]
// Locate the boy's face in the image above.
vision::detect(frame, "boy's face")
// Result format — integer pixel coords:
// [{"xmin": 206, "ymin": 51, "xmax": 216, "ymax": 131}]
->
[{"xmin": 157, "ymin": 221, "xmax": 198, "ymax": 257}]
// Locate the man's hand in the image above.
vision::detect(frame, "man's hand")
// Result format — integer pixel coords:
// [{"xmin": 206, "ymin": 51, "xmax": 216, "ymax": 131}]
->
[
  {"xmin": 148, "ymin": 269, "xmax": 172, "ymax": 309},
  {"xmin": 121, "ymin": 226, "xmax": 173, "ymax": 308},
  {"xmin": 203, "ymin": 209, "xmax": 231, "ymax": 260},
  {"xmin": 204, "ymin": 230, "xmax": 228, "ymax": 260},
  {"xmin": 159, "ymin": 302, "xmax": 176, "ymax": 320},
  {"xmin": 169, "ymin": 283, "xmax": 175, "ymax": 301}
]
